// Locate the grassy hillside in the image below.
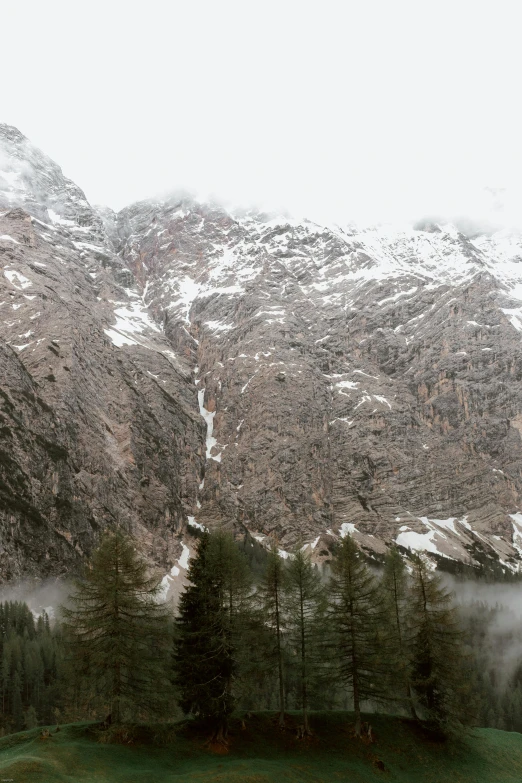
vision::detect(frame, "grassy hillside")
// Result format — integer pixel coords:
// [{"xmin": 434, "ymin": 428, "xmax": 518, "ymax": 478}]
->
[{"xmin": 0, "ymin": 712, "xmax": 521, "ymax": 782}]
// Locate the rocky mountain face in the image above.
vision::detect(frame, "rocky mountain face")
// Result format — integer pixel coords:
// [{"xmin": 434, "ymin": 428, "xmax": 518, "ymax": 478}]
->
[
  {"xmin": 0, "ymin": 126, "xmax": 203, "ymax": 582},
  {"xmin": 2, "ymin": 123, "xmax": 522, "ymax": 585}
]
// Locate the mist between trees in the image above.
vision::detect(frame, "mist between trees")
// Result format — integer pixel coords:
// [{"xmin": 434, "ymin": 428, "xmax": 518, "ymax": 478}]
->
[{"xmin": 0, "ymin": 529, "xmax": 521, "ymax": 741}]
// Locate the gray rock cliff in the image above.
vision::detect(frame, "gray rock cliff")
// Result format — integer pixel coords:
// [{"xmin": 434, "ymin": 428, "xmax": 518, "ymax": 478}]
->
[
  {"xmin": 0, "ymin": 126, "xmax": 203, "ymax": 581},
  {"xmin": 3, "ymin": 123, "xmax": 522, "ymax": 584}
]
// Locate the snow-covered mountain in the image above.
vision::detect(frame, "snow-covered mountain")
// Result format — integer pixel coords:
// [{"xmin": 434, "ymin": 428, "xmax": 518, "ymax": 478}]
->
[{"xmin": 3, "ymin": 123, "xmax": 522, "ymax": 584}]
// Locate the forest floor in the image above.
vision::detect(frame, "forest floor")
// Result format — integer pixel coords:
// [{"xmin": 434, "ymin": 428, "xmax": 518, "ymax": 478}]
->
[{"xmin": 0, "ymin": 711, "xmax": 521, "ymax": 782}]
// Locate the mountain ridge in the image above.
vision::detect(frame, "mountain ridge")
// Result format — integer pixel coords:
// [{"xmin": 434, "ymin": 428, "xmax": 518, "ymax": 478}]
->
[{"xmin": 2, "ymin": 123, "xmax": 522, "ymax": 588}]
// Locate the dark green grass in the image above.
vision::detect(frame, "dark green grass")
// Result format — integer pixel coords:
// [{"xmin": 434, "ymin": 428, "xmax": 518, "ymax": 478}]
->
[{"xmin": 0, "ymin": 712, "xmax": 521, "ymax": 782}]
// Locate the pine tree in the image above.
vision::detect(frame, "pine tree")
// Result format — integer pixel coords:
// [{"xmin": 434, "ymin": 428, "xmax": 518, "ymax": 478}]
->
[
  {"xmin": 61, "ymin": 529, "xmax": 171, "ymax": 725},
  {"xmin": 0, "ymin": 603, "xmax": 66, "ymax": 733},
  {"xmin": 285, "ymin": 547, "xmax": 325, "ymax": 735},
  {"xmin": 256, "ymin": 540, "xmax": 288, "ymax": 726},
  {"xmin": 174, "ymin": 533, "xmax": 218, "ymax": 719},
  {"xmin": 407, "ymin": 555, "xmax": 473, "ymax": 737},
  {"xmin": 206, "ymin": 530, "xmax": 254, "ymax": 726},
  {"xmin": 328, "ymin": 536, "xmax": 384, "ymax": 736},
  {"xmin": 174, "ymin": 530, "xmax": 253, "ymax": 742},
  {"xmin": 381, "ymin": 547, "xmax": 416, "ymax": 718}
]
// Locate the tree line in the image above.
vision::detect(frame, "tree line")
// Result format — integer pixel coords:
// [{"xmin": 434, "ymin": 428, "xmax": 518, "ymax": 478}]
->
[
  {"xmin": 1, "ymin": 528, "xmax": 517, "ymax": 739},
  {"xmin": 174, "ymin": 532, "xmax": 472, "ymax": 740},
  {"xmin": 460, "ymin": 600, "xmax": 522, "ymax": 733},
  {"xmin": 0, "ymin": 602, "xmax": 62, "ymax": 734}
]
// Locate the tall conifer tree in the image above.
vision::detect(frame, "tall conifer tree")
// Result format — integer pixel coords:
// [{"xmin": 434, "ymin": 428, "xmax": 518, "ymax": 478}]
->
[
  {"xmin": 328, "ymin": 536, "xmax": 383, "ymax": 736},
  {"xmin": 285, "ymin": 547, "xmax": 325, "ymax": 734},
  {"xmin": 174, "ymin": 530, "xmax": 253, "ymax": 742},
  {"xmin": 257, "ymin": 540, "xmax": 288, "ymax": 726},
  {"xmin": 407, "ymin": 555, "xmax": 472, "ymax": 737},
  {"xmin": 61, "ymin": 529, "xmax": 171, "ymax": 725},
  {"xmin": 381, "ymin": 547, "xmax": 417, "ymax": 718}
]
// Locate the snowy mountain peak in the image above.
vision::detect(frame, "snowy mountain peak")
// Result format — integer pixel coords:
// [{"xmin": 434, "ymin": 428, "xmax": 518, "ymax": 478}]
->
[
  {"xmin": 0, "ymin": 124, "xmax": 109, "ymax": 249},
  {"xmin": 3, "ymin": 124, "xmax": 522, "ymax": 582}
]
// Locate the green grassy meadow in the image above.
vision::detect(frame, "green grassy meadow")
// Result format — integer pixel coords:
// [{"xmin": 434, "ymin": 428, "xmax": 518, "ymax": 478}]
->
[{"xmin": 0, "ymin": 712, "xmax": 521, "ymax": 782}]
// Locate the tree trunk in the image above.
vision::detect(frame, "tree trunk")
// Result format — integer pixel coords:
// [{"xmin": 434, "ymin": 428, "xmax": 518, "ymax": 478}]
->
[
  {"xmin": 353, "ymin": 684, "xmax": 361, "ymax": 737},
  {"xmin": 299, "ymin": 582, "xmax": 310, "ymax": 735},
  {"xmin": 212, "ymin": 716, "xmax": 228, "ymax": 744},
  {"xmin": 392, "ymin": 571, "xmax": 418, "ymax": 721},
  {"xmin": 419, "ymin": 568, "xmax": 435, "ymax": 715},
  {"xmin": 112, "ymin": 541, "xmax": 121, "ymax": 724},
  {"xmin": 113, "ymin": 661, "xmax": 121, "ymax": 724},
  {"xmin": 303, "ymin": 703, "xmax": 310, "ymax": 735},
  {"xmin": 274, "ymin": 580, "xmax": 285, "ymax": 727},
  {"xmin": 350, "ymin": 592, "xmax": 361, "ymax": 738},
  {"xmin": 408, "ymin": 682, "xmax": 419, "ymax": 721}
]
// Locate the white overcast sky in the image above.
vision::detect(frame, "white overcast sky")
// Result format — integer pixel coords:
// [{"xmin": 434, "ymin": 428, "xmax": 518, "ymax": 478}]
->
[{"xmin": 2, "ymin": 0, "xmax": 521, "ymax": 227}]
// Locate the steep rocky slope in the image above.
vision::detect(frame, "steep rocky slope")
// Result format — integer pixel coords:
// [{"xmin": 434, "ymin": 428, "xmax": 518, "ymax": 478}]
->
[
  {"xmin": 114, "ymin": 198, "xmax": 522, "ymax": 575},
  {"xmin": 3, "ymin": 123, "xmax": 522, "ymax": 583},
  {"xmin": 0, "ymin": 126, "xmax": 203, "ymax": 581}
]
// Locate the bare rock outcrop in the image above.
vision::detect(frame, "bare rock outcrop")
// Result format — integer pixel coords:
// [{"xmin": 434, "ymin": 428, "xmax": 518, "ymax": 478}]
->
[
  {"xmin": 116, "ymin": 200, "xmax": 522, "ymax": 574},
  {"xmin": 3, "ymin": 123, "xmax": 522, "ymax": 584},
  {"xmin": 0, "ymin": 126, "xmax": 203, "ymax": 581}
]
